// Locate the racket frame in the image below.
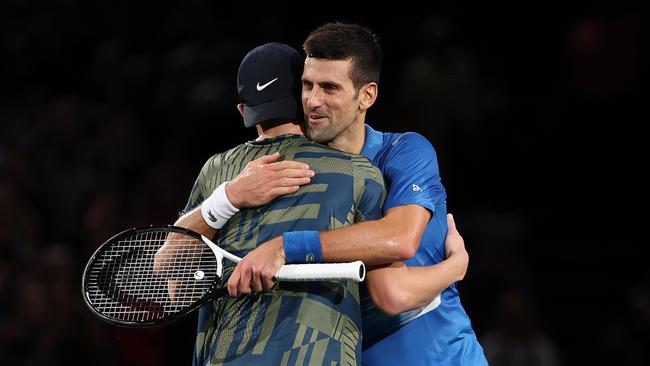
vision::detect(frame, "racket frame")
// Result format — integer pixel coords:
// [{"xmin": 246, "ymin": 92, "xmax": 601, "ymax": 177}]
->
[{"xmin": 82, "ymin": 225, "xmax": 225, "ymax": 327}]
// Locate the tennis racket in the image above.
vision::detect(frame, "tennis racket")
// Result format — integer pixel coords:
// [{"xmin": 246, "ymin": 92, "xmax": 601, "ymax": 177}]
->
[{"xmin": 82, "ymin": 226, "xmax": 365, "ymax": 327}]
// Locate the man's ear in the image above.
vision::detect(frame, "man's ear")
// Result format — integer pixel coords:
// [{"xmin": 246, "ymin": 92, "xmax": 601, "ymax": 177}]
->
[
  {"xmin": 237, "ymin": 103, "xmax": 245, "ymax": 117},
  {"xmin": 359, "ymin": 82, "xmax": 378, "ymax": 111}
]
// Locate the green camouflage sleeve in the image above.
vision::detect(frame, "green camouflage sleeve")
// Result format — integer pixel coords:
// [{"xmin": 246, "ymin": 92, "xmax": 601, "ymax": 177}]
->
[
  {"xmin": 181, "ymin": 153, "xmax": 223, "ymax": 214},
  {"xmin": 351, "ymin": 156, "xmax": 386, "ymax": 223}
]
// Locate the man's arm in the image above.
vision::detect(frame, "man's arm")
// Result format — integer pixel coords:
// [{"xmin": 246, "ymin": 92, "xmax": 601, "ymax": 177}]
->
[
  {"xmin": 228, "ymin": 132, "xmax": 449, "ymax": 296},
  {"xmin": 225, "ymin": 152, "xmax": 314, "ymax": 208},
  {"xmin": 228, "ymin": 203, "xmax": 427, "ymax": 278},
  {"xmin": 365, "ymin": 213, "xmax": 468, "ymax": 316},
  {"xmin": 174, "ymin": 205, "xmax": 217, "ymax": 236},
  {"xmin": 320, "ymin": 204, "xmax": 427, "ymax": 263},
  {"xmin": 226, "ymin": 205, "xmax": 433, "ymax": 296},
  {"xmin": 153, "ymin": 205, "xmax": 217, "ymax": 300},
  {"xmin": 153, "ymin": 205, "xmax": 216, "ymax": 273},
  {"xmin": 154, "ymin": 152, "xmax": 312, "ymax": 274}
]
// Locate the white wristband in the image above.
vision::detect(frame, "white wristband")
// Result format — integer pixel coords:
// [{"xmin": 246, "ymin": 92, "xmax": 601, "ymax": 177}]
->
[{"xmin": 201, "ymin": 182, "xmax": 239, "ymax": 229}]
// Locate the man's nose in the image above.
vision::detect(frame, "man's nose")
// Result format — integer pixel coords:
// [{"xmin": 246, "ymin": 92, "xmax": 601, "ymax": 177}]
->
[{"xmin": 305, "ymin": 87, "xmax": 324, "ymax": 109}]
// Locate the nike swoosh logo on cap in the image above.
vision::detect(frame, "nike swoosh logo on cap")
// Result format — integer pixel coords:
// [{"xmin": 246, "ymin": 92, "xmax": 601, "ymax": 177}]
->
[{"xmin": 256, "ymin": 77, "xmax": 279, "ymax": 91}]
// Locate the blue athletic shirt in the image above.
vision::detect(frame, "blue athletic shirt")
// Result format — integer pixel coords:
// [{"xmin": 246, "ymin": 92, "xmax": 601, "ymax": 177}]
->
[{"xmin": 359, "ymin": 124, "xmax": 488, "ymax": 366}]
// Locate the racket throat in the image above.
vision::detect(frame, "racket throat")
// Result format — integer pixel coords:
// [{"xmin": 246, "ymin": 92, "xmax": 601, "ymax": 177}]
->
[{"xmin": 201, "ymin": 235, "xmax": 241, "ymax": 278}]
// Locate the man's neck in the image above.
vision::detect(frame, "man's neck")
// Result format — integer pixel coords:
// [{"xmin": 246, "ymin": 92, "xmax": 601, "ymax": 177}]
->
[
  {"xmin": 255, "ymin": 122, "xmax": 304, "ymax": 141},
  {"xmin": 327, "ymin": 120, "xmax": 366, "ymax": 154}
]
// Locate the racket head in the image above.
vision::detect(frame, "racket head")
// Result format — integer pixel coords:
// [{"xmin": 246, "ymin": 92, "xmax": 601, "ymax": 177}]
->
[{"xmin": 82, "ymin": 226, "xmax": 223, "ymax": 327}]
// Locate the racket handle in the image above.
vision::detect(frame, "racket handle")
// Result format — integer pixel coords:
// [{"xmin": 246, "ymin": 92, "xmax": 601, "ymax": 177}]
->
[{"xmin": 275, "ymin": 261, "xmax": 365, "ymax": 282}]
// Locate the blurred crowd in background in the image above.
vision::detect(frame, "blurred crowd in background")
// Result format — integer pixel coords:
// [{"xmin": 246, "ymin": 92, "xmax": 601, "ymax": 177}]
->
[{"xmin": 1, "ymin": 2, "xmax": 647, "ymax": 365}]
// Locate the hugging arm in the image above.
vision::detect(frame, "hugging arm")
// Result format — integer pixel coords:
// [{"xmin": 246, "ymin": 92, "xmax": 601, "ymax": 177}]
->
[
  {"xmin": 153, "ymin": 152, "xmax": 312, "ymax": 289},
  {"xmin": 365, "ymin": 213, "xmax": 468, "ymax": 316}
]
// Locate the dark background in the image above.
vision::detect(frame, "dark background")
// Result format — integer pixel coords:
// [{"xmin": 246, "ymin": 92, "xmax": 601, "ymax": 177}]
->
[{"xmin": 1, "ymin": 2, "xmax": 647, "ymax": 365}]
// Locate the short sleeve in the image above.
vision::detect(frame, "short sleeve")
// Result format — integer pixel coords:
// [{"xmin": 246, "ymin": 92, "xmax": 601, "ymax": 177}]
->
[
  {"xmin": 382, "ymin": 133, "xmax": 446, "ymax": 214},
  {"xmin": 181, "ymin": 154, "xmax": 222, "ymax": 214}
]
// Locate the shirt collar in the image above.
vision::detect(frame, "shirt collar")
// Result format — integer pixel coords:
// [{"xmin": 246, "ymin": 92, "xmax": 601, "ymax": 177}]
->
[
  {"xmin": 248, "ymin": 134, "xmax": 303, "ymax": 145},
  {"xmin": 360, "ymin": 124, "xmax": 383, "ymax": 161}
]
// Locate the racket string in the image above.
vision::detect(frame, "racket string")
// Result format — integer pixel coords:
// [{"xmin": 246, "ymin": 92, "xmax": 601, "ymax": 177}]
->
[{"xmin": 85, "ymin": 230, "xmax": 219, "ymax": 322}]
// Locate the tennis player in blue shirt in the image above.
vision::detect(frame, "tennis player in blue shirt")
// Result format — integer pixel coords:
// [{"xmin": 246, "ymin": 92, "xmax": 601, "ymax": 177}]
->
[
  {"xmin": 357, "ymin": 122, "xmax": 487, "ymax": 365},
  {"xmin": 228, "ymin": 22, "xmax": 487, "ymax": 365}
]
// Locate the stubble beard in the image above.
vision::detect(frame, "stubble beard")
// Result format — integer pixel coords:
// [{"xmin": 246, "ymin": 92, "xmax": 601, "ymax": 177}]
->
[{"xmin": 305, "ymin": 120, "xmax": 336, "ymax": 144}]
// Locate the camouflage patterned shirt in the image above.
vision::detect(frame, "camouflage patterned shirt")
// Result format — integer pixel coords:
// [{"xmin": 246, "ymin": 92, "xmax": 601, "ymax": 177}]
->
[{"xmin": 184, "ymin": 135, "xmax": 385, "ymax": 366}]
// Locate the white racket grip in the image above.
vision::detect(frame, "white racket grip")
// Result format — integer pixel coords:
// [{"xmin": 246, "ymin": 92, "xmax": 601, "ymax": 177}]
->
[{"xmin": 275, "ymin": 261, "xmax": 366, "ymax": 282}]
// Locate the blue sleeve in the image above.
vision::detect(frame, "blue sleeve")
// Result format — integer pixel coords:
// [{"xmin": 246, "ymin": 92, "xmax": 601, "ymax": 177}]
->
[{"xmin": 382, "ymin": 133, "xmax": 446, "ymax": 214}]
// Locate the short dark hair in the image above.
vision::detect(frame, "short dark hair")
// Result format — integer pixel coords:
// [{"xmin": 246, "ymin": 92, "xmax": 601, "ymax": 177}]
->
[{"xmin": 303, "ymin": 22, "xmax": 382, "ymax": 90}]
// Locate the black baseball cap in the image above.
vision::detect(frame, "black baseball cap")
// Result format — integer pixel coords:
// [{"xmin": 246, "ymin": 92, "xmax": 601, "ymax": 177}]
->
[{"xmin": 237, "ymin": 42, "xmax": 304, "ymax": 127}]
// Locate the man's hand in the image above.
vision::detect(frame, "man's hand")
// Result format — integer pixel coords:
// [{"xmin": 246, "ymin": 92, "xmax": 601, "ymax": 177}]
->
[
  {"xmin": 227, "ymin": 236, "xmax": 285, "ymax": 296},
  {"xmin": 167, "ymin": 279, "xmax": 180, "ymax": 303},
  {"xmin": 226, "ymin": 152, "xmax": 314, "ymax": 208},
  {"xmin": 444, "ymin": 213, "xmax": 469, "ymax": 281}
]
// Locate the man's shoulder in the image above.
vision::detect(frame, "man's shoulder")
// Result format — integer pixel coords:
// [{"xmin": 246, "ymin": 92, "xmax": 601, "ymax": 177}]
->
[
  {"xmin": 220, "ymin": 142, "xmax": 252, "ymax": 162},
  {"xmin": 291, "ymin": 138, "xmax": 355, "ymax": 157},
  {"xmin": 366, "ymin": 125, "xmax": 433, "ymax": 158},
  {"xmin": 350, "ymin": 154, "xmax": 383, "ymax": 183},
  {"xmin": 204, "ymin": 141, "xmax": 253, "ymax": 166},
  {"xmin": 381, "ymin": 131, "xmax": 433, "ymax": 153},
  {"xmin": 377, "ymin": 132, "xmax": 436, "ymax": 166},
  {"xmin": 291, "ymin": 139, "xmax": 379, "ymax": 175}
]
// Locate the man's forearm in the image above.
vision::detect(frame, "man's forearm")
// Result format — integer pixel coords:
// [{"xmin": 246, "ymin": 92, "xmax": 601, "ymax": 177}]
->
[
  {"xmin": 366, "ymin": 252, "xmax": 467, "ymax": 316},
  {"xmin": 153, "ymin": 206, "xmax": 216, "ymax": 273},
  {"xmin": 319, "ymin": 204, "xmax": 430, "ymax": 266},
  {"xmin": 365, "ymin": 213, "xmax": 468, "ymax": 315},
  {"xmin": 175, "ymin": 205, "xmax": 217, "ymax": 238}
]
